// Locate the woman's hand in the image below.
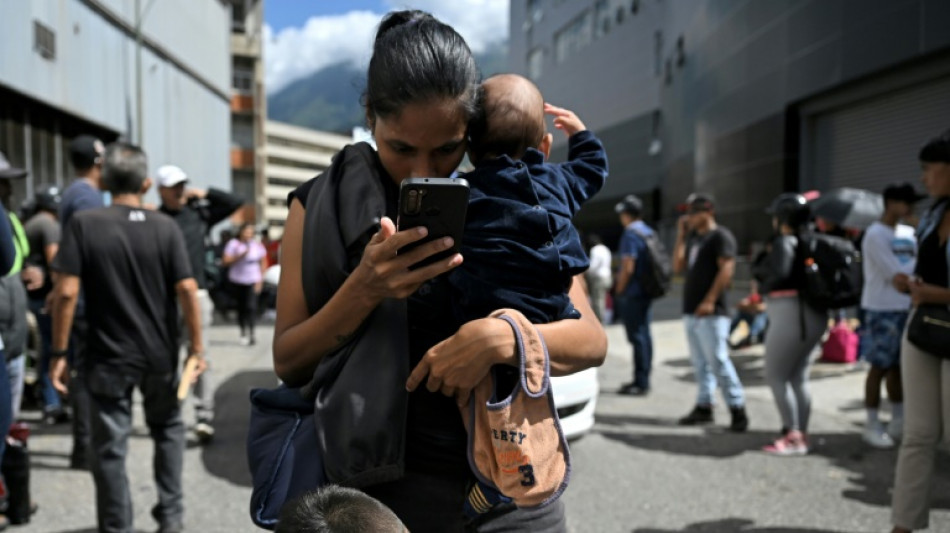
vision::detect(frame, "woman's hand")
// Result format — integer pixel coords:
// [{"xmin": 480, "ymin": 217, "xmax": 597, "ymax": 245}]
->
[
  {"xmin": 349, "ymin": 217, "xmax": 463, "ymax": 306},
  {"xmin": 907, "ymin": 278, "xmax": 950, "ymax": 306},
  {"xmin": 406, "ymin": 317, "xmax": 516, "ymax": 406},
  {"xmin": 909, "ymin": 280, "xmax": 939, "ymax": 307}
]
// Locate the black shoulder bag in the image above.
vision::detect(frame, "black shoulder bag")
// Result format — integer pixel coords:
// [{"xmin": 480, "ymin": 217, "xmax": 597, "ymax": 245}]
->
[{"xmin": 907, "ymin": 306, "xmax": 950, "ymax": 359}]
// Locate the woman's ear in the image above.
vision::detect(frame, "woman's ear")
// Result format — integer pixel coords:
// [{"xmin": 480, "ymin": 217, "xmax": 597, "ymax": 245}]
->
[
  {"xmin": 141, "ymin": 177, "xmax": 153, "ymax": 196},
  {"xmin": 539, "ymin": 133, "xmax": 553, "ymax": 159},
  {"xmin": 365, "ymin": 110, "xmax": 376, "ymax": 133}
]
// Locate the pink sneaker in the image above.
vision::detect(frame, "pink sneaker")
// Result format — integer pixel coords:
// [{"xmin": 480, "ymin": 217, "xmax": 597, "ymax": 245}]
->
[{"xmin": 763, "ymin": 431, "xmax": 808, "ymax": 456}]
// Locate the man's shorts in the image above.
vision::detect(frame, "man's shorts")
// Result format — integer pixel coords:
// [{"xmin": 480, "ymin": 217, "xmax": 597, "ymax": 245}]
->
[{"xmin": 860, "ymin": 310, "xmax": 909, "ymax": 369}]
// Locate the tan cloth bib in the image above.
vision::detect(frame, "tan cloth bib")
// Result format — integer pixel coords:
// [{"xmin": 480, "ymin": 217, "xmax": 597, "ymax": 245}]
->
[{"xmin": 461, "ymin": 309, "xmax": 572, "ymax": 508}]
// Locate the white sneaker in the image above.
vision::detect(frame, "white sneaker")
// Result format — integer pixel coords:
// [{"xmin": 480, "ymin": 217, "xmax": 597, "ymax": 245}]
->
[
  {"xmin": 886, "ymin": 418, "xmax": 904, "ymax": 442},
  {"xmin": 240, "ymin": 336, "xmax": 251, "ymax": 346},
  {"xmin": 863, "ymin": 423, "xmax": 895, "ymax": 449},
  {"xmin": 194, "ymin": 420, "xmax": 215, "ymax": 444}
]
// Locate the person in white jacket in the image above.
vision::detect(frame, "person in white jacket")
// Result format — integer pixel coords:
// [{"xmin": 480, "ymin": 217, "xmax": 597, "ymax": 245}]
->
[{"xmin": 585, "ymin": 234, "xmax": 613, "ymax": 323}]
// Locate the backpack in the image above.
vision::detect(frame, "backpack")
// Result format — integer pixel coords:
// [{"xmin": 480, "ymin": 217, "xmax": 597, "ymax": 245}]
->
[
  {"xmin": 797, "ymin": 233, "xmax": 862, "ymax": 311},
  {"xmin": 820, "ymin": 319, "xmax": 859, "ymax": 363},
  {"xmin": 630, "ymin": 227, "xmax": 673, "ymax": 299}
]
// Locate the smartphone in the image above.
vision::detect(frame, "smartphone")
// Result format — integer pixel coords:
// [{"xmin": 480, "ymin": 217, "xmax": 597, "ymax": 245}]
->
[{"xmin": 396, "ymin": 177, "xmax": 470, "ymax": 269}]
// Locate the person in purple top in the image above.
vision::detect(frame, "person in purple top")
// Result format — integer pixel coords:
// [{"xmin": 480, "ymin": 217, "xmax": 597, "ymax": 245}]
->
[{"xmin": 222, "ymin": 223, "xmax": 266, "ymax": 345}]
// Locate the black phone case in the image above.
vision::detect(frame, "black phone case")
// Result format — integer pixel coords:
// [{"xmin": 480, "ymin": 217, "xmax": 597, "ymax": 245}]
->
[{"xmin": 397, "ymin": 177, "xmax": 470, "ymax": 269}]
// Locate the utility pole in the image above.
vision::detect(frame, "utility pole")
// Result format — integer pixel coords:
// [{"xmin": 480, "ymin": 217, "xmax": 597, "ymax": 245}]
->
[{"xmin": 135, "ymin": 0, "xmax": 157, "ymax": 146}]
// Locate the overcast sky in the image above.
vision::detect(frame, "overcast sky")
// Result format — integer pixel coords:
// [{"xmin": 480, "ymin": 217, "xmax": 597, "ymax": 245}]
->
[{"xmin": 264, "ymin": 0, "xmax": 510, "ymax": 93}]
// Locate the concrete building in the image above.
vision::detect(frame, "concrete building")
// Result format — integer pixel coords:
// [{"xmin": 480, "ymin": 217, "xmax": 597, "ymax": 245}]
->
[
  {"xmin": 510, "ymin": 0, "xmax": 950, "ymax": 250},
  {"xmin": 0, "ymin": 0, "xmax": 231, "ymax": 207},
  {"xmin": 263, "ymin": 120, "xmax": 349, "ymax": 237},
  {"xmin": 226, "ymin": 0, "xmax": 266, "ymax": 223}
]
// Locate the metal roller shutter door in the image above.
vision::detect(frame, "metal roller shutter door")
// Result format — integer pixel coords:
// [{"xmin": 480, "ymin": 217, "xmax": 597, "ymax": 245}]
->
[{"xmin": 811, "ymin": 74, "xmax": 950, "ymax": 193}]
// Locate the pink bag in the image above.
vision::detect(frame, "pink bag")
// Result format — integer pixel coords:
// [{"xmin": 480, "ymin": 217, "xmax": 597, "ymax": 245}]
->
[{"xmin": 821, "ymin": 320, "xmax": 858, "ymax": 363}]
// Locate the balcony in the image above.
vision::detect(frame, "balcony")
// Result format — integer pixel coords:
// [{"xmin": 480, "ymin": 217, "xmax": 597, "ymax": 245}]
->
[
  {"xmin": 231, "ymin": 148, "xmax": 255, "ymax": 170},
  {"xmin": 231, "ymin": 94, "xmax": 255, "ymax": 114}
]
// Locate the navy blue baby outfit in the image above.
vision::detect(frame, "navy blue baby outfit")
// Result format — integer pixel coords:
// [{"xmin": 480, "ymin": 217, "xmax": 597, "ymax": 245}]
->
[{"xmin": 450, "ymin": 130, "xmax": 608, "ymax": 324}]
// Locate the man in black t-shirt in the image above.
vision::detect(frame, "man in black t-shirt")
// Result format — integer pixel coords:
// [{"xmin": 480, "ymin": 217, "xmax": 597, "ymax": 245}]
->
[
  {"xmin": 673, "ymin": 194, "xmax": 748, "ymax": 432},
  {"xmin": 49, "ymin": 143, "xmax": 205, "ymax": 533},
  {"xmin": 157, "ymin": 164, "xmax": 243, "ymax": 444}
]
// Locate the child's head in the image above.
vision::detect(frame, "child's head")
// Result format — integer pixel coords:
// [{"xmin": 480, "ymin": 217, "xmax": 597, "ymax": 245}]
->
[
  {"xmin": 276, "ymin": 485, "xmax": 407, "ymax": 533},
  {"xmin": 468, "ymin": 74, "xmax": 553, "ymax": 165}
]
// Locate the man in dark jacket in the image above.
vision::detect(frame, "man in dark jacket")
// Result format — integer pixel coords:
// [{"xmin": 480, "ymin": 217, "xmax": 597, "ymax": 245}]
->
[{"xmin": 156, "ymin": 164, "xmax": 243, "ymax": 443}]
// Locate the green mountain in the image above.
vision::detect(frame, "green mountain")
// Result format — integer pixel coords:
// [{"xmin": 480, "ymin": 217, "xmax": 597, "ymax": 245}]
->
[{"xmin": 267, "ymin": 41, "xmax": 510, "ymax": 134}]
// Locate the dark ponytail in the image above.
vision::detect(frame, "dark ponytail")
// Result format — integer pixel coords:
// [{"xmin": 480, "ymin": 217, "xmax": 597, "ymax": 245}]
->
[{"xmin": 364, "ymin": 10, "xmax": 480, "ymax": 124}]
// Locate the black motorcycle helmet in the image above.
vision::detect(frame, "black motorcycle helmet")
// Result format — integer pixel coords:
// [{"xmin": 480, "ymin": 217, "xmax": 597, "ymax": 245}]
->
[
  {"xmin": 35, "ymin": 185, "xmax": 63, "ymax": 214},
  {"xmin": 766, "ymin": 192, "xmax": 810, "ymax": 228}
]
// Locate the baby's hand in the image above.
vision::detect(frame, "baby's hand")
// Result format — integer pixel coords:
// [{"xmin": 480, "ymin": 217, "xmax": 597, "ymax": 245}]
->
[{"xmin": 545, "ymin": 103, "xmax": 586, "ymax": 137}]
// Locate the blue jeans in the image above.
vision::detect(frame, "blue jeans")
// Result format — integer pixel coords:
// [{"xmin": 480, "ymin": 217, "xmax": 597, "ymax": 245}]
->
[
  {"xmin": 29, "ymin": 297, "xmax": 62, "ymax": 412},
  {"xmin": 619, "ymin": 295, "xmax": 653, "ymax": 389},
  {"xmin": 0, "ymin": 349, "xmax": 10, "ymax": 461},
  {"xmin": 684, "ymin": 315, "xmax": 745, "ymax": 408},
  {"xmin": 6, "ymin": 354, "xmax": 24, "ymax": 421},
  {"xmin": 730, "ymin": 311, "xmax": 768, "ymax": 342}
]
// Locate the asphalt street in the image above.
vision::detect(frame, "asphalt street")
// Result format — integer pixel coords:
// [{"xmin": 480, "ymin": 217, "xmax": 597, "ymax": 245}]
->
[{"xmin": 17, "ymin": 309, "xmax": 950, "ymax": 532}]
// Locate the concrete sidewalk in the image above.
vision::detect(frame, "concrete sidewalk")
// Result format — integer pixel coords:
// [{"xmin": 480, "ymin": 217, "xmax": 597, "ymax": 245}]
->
[
  {"xmin": 14, "ymin": 314, "xmax": 950, "ymax": 532},
  {"xmin": 562, "ymin": 318, "xmax": 950, "ymax": 532}
]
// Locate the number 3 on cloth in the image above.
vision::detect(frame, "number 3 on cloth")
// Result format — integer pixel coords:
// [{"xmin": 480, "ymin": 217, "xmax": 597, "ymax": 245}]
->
[{"xmin": 518, "ymin": 464, "xmax": 536, "ymax": 487}]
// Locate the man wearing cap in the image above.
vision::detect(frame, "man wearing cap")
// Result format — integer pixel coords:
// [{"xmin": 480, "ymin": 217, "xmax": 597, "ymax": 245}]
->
[
  {"xmin": 859, "ymin": 182, "xmax": 923, "ymax": 449},
  {"xmin": 54, "ymin": 133, "xmax": 106, "ymax": 470},
  {"xmin": 613, "ymin": 194, "xmax": 655, "ymax": 396},
  {"xmin": 157, "ymin": 164, "xmax": 243, "ymax": 444},
  {"xmin": 61, "ymin": 134, "xmax": 107, "ymax": 226},
  {"xmin": 0, "ymin": 153, "xmax": 32, "ymax": 426},
  {"xmin": 0, "ymin": 151, "xmax": 23, "ymax": 530},
  {"xmin": 673, "ymin": 193, "xmax": 749, "ymax": 431}
]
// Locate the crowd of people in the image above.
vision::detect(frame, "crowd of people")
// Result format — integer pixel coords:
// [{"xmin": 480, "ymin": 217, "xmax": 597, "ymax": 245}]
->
[
  {"xmin": 608, "ymin": 133, "xmax": 950, "ymax": 532},
  {"xmin": 0, "ymin": 128, "xmax": 285, "ymax": 530}
]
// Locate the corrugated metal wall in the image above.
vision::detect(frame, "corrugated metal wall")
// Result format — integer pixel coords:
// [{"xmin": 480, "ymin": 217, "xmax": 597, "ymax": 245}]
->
[
  {"xmin": 809, "ymin": 75, "xmax": 950, "ymax": 194},
  {"xmin": 0, "ymin": 0, "xmax": 230, "ymax": 194}
]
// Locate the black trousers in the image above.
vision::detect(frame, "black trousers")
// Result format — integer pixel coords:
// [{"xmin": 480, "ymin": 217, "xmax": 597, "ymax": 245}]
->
[
  {"xmin": 87, "ymin": 369, "xmax": 184, "ymax": 533},
  {"xmin": 232, "ymin": 283, "xmax": 258, "ymax": 338}
]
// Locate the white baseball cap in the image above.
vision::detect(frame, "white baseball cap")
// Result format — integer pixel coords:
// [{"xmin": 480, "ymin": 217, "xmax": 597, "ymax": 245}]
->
[{"xmin": 156, "ymin": 165, "xmax": 188, "ymax": 188}]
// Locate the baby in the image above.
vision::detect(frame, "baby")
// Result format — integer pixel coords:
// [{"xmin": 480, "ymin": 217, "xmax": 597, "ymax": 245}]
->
[
  {"xmin": 452, "ymin": 73, "xmax": 609, "ymax": 324},
  {"xmin": 452, "ymin": 73, "xmax": 609, "ymax": 519}
]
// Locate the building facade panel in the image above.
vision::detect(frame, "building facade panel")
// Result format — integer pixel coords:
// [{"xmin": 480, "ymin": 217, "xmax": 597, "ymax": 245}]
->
[
  {"xmin": 262, "ymin": 120, "xmax": 350, "ymax": 238},
  {"xmin": 511, "ymin": 0, "xmax": 950, "ymax": 253},
  {"xmin": 0, "ymin": 0, "xmax": 230, "ymax": 206}
]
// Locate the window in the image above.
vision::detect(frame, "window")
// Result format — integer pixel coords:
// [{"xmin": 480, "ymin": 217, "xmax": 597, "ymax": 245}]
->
[
  {"xmin": 231, "ymin": 0, "xmax": 247, "ymax": 32},
  {"xmin": 233, "ymin": 58, "xmax": 255, "ymax": 93},
  {"xmin": 34, "ymin": 21, "xmax": 55, "ymax": 60},
  {"xmin": 675, "ymin": 35, "xmax": 686, "ymax": 66},
  {"xmin": 593, "ymin": 0, "xmax": 610, "ymax": 39},
  {"xmin": 631, "ymin": 0, "xmax": 640, "ymax": 14},
  {"xmin": 527, "ymin": 0, "xmax": 544, "ymax": 24},
  {"xmin": 528, "ymin": 48, "xmax": 545, "ymax": 79},
  {"xmin": 554, "ymin": 11, "xmax": 591, "ymax": 63}
]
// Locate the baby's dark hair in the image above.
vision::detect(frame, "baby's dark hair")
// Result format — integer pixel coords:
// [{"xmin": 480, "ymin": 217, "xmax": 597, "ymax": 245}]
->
[
  {"xmin": 468, "ymin": 74, "xmax": 546, "ymax": 164},
  {"xmin": 919, "ymin": 129, "xmax": 950, "ymax": 164},
  {"xmin": 276, "ymin": 485, "xmax": 405, "ymax": 533},
  {"xmin": 364, "ymin": 10, "xmax": 480, "ymax": 125}
]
